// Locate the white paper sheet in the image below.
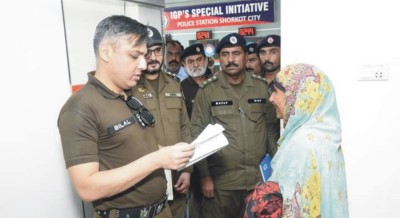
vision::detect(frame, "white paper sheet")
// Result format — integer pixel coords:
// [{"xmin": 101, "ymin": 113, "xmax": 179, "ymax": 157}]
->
[
  {"xmin": 178, "ymin": 123, "xmax": 228, "ymax": 171},
  {"xmin": 164, "ymin": 169, "xmax": 174, "ymax": 200}
]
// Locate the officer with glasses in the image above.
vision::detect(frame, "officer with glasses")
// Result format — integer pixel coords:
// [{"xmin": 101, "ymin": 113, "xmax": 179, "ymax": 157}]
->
[
  {"xmin": 132, "ymin": 25, "xmax": 192, "ymax": 218},
  {"xmin": 58, "ymin": 16, "xmax": 194, "ymax": 218}
]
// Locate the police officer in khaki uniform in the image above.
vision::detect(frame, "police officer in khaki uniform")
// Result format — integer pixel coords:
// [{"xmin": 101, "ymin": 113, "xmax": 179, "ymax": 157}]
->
[
  {"xmin": 58, "ymin": 16, "xmax": 195, "ymax": 218},
  {"xmin": 190, "ymin": 33, "xmax": 277, "ymax": 218},
  {"xmin": 132, "ymin": 25, "xmax": 192, "ymax": 218},
  {"xmin": 245, "ymin": 42, "xmax": 264, "ymax": 76},
  {"xmin": 257, "ymin": 34, "xmax": 281, "ymax": 83},
  {"xmin": 180, "ymin": 43, "xmax": 213, "ymax": 218},
  {"xmin": 257, "ymin": 34, "xmax": 282, "ymax": 152},
  {"xmin": 180, "ymin": 43, "xmax": 213, "ymax": 119}
]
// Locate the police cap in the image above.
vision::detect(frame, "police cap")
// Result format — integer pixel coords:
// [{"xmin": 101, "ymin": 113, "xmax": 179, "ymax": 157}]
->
[
  {"xmin": 146, "ymin": 25, "xmax": 163, "ymax": 47},
  {"xmin": 246, "ymin": 42, "xmax": 258, "ymax": 54},
  {"xmin": 216, "ymin": 33, "xmax": 246, "ymax": 54},
  {"xmin": 257, "ymin": 34, "xmax": 280, "ymax": 54},
  {"xmin": 180, "ymin": 43, "xmax": 205, "ymax": 60}
]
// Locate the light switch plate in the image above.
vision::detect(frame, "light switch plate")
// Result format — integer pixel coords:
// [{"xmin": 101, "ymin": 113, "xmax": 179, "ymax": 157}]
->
[{"xmin": 358, "ymin": 64, "xmax": 388, "ymax": 81}]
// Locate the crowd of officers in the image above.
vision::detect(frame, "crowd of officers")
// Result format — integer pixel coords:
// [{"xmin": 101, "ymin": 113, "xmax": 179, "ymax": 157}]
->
[{"xmin": 58, "ymin": 15, "xmax": 282, "ymax": 218}]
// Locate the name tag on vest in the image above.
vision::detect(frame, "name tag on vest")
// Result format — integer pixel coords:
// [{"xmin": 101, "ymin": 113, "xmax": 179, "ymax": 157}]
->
[
  {"xmin": 107, "ymin": 117, "xmax": 136, "ymax": 135},
  {"xmin": 143, "ymin": 93, "xmax": 153, "ymax": 99},
  {"xmin": 165, "ymin": 92, "xmax": 182, "ymax": 97},
  {"xmin": 248, "ymin": 98, "xmax": 266, "ymax": 104},
  {"xmin": 211, "ymin": 100, "xmax": 233, "ymax": 106}
]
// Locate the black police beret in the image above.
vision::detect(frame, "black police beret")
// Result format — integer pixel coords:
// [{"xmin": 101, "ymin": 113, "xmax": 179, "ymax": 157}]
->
[
  {"xmin": 216, "ymin": 33, "xmax": 246, "ymax": 54},
  {"xmin": 246, "ymin": 42, "xmax": 258, "ymax": 54},
  {"xmin": 180, "ymin": 43, "xmax": 205, "ymax": 60},
  {"xmin": 257, "ymin": 35, "xmax": 280, "ymax": 54},
  {"xmin": 146, "ymin": 26, "xmax": 163, "ymax": 47}
]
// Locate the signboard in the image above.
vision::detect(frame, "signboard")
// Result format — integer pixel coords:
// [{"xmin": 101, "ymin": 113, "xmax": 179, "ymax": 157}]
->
[{"xmin": 163, "ymin": 0, "xmax": 274, "ymax": 31}]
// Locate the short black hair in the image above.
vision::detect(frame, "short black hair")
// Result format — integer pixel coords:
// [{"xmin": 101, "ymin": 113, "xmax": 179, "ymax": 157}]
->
[
  {"xmin": 166, "ymin": 40, "xmax": 184, "ymax": 51},
  {"xmin": 93, "ymin": 15, "xmax": 148, "ymax": 57}
]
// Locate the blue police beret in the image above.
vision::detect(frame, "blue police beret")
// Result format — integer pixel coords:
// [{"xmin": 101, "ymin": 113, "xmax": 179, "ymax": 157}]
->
[
  {"xmin": 146, "ymin": 25, "xmax": 163, "ymax": 47},
  {"xmin": 180, "ymin": 43, "xmax": 205, "ymax": 60},
  {"xmin": 246, "ymin": 42, "xmax": 258, "ymax": 54},
  {"xmin": 257, "ymin": 35, "xmax": 280, "ymax": 54},
  {"xmin": 216, "ymin": 33, "xmax": 246, "ymax": 54}
]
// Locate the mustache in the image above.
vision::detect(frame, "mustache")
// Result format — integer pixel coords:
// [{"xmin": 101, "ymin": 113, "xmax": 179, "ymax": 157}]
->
[
  {"xmin": 226, "ymin": 62, "xmax": 239, "ymax": 68},
  {"xmin": 168, "ymin": 60, "xmax": 179, "ymax": 65},
  {"xmin": 148, "ymin": 60, "xmax": 160, "ymax": 65},
  {"xmin": 263, "ymin": 61, "xmax": 273, "ymax": 66},
  {"xmin": 246, "ymin": 68, "xmax": 254, "ymax": 71}
]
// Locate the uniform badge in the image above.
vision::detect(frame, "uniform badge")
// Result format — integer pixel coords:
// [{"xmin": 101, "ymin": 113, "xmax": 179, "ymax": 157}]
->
[
  {"xmin": 196, "ymin": 46, "xmax": 200, "ymax": 52},
  {"xmin": 267, "ymin": 36, "xmax": 274, "ymax": 44},
  {"xmin": 249, "ymin": 47, "xmax": 254, "ymax": 52},
  {"xmin": 138, "ymin": 87, "xmax": 146, "ymax": 93},
  {"xmin": 148, "ymin": 28, "xmax": 153, "ymax": 37},
  {"xmin": 230, "ymin": 36, "xmax": 237, "ymax": 44}
]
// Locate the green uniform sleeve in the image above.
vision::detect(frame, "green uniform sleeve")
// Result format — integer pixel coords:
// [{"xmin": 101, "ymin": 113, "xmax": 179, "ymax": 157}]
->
[
  {"xmin": 190, "ymin": 87, "xmax": 212, "ymax": 178},
  {"xmin": 179, "ymin": 92, "xmax": 193, "ymax": 173}
]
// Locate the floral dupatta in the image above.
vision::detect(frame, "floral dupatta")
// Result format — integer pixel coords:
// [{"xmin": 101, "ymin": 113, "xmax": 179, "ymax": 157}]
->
[{"xmin": 268, "ymin": 64, "xmax": 349, "ymax": 218}]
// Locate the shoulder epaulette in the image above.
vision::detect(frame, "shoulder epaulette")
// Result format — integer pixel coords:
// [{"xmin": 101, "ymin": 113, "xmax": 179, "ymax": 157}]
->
[
  {"xmin": 165, "ymin": 71, "xmax": 180, "ymax": 82},
  {"xmin": 199, "ymin": 75, "xmax": 218, "ymax": 88},
  {"xmin": 251, "ymin": 73, "xmax": 267, "ymax": 82}
]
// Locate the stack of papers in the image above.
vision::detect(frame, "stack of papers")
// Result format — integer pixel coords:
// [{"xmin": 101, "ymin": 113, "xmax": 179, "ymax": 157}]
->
[{"xmin": 178, "ymin": 123, "xmax": 228, "ymax": 171}]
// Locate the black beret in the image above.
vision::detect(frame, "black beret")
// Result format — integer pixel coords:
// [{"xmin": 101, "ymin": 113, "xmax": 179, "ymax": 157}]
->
[
  {"xmin": 146, "ymin": 26, "xmax": 163, "ymax": 47},
  {"xmin": 246, "ymin": 42, "xmax": 258, "ymax": 54},
  {"xmin": 180, "ymin": 43, "xmax": 205, "ymax": 60},
  {"xmin": 257, "ymin": 35, "xmax": 280, "ymax": 54},
  {"xmin": 216, "ymin": 33, "xmax": 246, "ymax": 54}
]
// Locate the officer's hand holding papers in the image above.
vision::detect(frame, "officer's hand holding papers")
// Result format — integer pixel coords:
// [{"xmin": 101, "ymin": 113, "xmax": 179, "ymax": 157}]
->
[{"xmin": 178, "ymin": 123, "xmax": 228, "ymax": 171}]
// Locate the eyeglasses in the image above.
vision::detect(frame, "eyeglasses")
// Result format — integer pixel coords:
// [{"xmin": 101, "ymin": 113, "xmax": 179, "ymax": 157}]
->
[
  {"xmin": 145, "ymin": 46, "xmax": 163, "ymax": 59},
  {"xmin": 125, "ymin": 95, "xmax": 155, "ymax": 127}
]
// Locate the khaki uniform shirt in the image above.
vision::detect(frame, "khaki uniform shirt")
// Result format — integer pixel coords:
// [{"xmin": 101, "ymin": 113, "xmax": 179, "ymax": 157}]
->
[
  {"xmin": 191, "ymin": 72, "xmax": 277, "ymax": 190},
  {"xmin": 58, "ymin": 72, "xmax": 166, "ymax": 210},
  {"xmin": 132, "ymin": 72, "xmax": 192, "ymax": 179}
]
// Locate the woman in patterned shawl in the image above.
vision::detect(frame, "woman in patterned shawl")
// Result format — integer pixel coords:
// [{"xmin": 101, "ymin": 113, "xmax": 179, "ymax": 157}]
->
[{"xmin": 245, "ymin": 63, "xmax": 349, "ymax": 218}]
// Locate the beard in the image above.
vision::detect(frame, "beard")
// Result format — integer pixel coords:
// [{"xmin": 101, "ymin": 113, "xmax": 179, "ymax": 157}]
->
[
  {"xmin": 184, "ymin": 58, "xmax": 208, "ymax": 78},
  {"xmin": 186, "ymin": 66, "xmax": 207, "ymax": 78},
  {"xmin": 263, "ymin": 61, "xmax": 280, "ymax": 73},
  {"xmin": 144, "ymin": 60, "xmax": 161, "ymax": 75},
  {"xmin": 144, "ymin": 68, "xmax": 160, "ymax": 75}
]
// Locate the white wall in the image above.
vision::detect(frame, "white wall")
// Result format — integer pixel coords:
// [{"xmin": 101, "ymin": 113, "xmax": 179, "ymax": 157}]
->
[
  {"xmin": 0, "ymin": 0, "xmax": 82, "ymax": 217},
  {"xmin": 282, "ymin": 0, "xmax": 400, "ymax": 217},
  {"xmin": 63, "ymin": 0, "xmax": 163, "ymax": 87}
]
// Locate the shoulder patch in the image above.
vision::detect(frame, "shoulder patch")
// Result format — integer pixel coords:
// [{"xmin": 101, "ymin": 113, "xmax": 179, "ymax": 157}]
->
[
  {"xmin": 199, "ymin": 75, "xmax": 218, "ymax": 88},
  {"xmin": 165, "ymin": 71, "xmax": 180, "ymax": 82},
  {"xmin": 251, "ymin": 73, "xmax": 266, "ymax": 82}
]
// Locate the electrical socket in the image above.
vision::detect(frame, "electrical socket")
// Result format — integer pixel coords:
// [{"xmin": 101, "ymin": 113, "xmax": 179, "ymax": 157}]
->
[{"xmin": 358, "ymin": 64, "xmax": 388, "ymax": 81}]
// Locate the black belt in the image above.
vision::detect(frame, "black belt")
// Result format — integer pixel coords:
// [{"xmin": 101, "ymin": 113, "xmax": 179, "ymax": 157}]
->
[{"xmin": 95, "ymin": 195, "xmax": 167, "ymax": 218}]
